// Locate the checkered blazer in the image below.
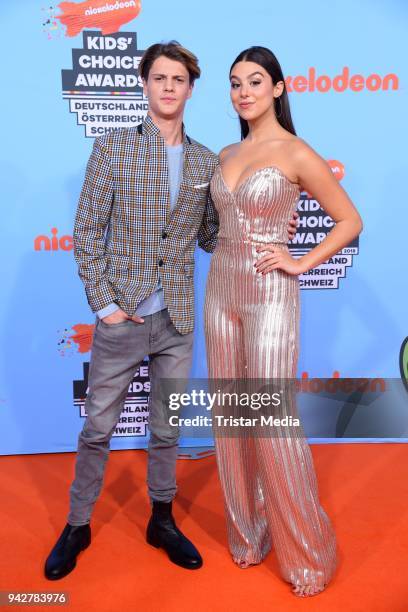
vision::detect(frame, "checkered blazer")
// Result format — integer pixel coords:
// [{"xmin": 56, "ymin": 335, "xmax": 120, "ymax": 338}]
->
[{"xmin": 73, "ymin": 114, "xmax": 219, "ymax": 334}]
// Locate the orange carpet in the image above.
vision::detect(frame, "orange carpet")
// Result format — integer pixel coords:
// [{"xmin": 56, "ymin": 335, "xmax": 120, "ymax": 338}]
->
[{"xmin": 1, "ymin": 444, "xmax": 407, "ymax": 611}]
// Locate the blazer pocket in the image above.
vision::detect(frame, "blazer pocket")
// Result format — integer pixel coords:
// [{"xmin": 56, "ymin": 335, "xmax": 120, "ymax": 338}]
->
[
  {"xmin": 184, "ymin": 262, "xmax": 195, "ymax": 279},
  {"xmin": 106, "ymin": 254, "xmax": 131, "ymax": 275},
  {"xmin": 99, "ymin": 318, "xmax": 131, "ymax": 328}
]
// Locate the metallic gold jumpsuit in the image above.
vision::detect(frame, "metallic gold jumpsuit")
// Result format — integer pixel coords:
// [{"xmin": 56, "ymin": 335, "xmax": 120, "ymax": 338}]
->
[{"xmin": 204, "ymin": 165, "xmax": 337, "ymax": 594}]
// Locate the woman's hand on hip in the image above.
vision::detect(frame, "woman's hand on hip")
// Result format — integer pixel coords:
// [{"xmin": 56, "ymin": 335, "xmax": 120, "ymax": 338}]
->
[{"xmin": 255, "ymin": 245, "xmax": 305, "ymax": 276}]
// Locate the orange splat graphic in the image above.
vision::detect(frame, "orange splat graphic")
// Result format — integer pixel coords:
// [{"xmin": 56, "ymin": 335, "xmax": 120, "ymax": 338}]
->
[
  {"xmin": 57, "ymin": 0, "xmax": 141, "ymax": 37},
  {"xmin": 70, "ymin": 324, "xmax": 95, "ymax": 353},
  {"xmin": 327, "ymin": 159, "xmax": 345, "ymax": 182}
]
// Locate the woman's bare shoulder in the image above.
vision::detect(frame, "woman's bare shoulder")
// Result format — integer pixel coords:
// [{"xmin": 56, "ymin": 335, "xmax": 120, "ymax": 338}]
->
[
  {"xmin": 289, "ymin": 136, "xmax": 322, "ymax": 162},
  {"xmin": 219, "ymin": 142, "xmax": 240, "ymax": 162}
]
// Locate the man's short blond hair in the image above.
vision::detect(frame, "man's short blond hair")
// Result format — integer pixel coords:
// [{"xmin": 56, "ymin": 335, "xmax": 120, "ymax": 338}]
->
[{"xmin": 139, "ymin": 40, "xmax": 201, "ymax": 84}]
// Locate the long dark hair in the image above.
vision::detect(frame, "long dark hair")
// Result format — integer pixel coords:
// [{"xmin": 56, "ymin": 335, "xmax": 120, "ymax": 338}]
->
[{"xmin": 229, "ymin": 46, "xmax": 296, "ymax": 139}]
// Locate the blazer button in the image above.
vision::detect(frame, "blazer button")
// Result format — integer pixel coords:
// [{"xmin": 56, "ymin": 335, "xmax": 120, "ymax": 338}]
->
[
  {"xmin": 158, "ymin": 259, "xmax": 164, "ymax": 266},
  {"xmin": 162, "ymin": 231, "xmax": 168, "ymax": 239}
]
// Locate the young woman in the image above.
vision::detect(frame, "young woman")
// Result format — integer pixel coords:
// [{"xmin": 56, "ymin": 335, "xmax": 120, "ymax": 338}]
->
[{"xmin": 204, "ymin": 46, "xmax": 362, "ymax": 597}]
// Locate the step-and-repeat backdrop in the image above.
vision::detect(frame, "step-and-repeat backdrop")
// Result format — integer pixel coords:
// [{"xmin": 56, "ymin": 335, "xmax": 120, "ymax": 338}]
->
[{"xmin": 1, "ymin": 1, "xmax": 406, "ymax": 454}]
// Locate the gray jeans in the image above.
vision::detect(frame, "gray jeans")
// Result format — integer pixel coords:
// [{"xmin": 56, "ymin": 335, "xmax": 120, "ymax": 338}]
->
[{"xmin": 68, "ymin": 308, "xmax": 193, "ymax": 526}]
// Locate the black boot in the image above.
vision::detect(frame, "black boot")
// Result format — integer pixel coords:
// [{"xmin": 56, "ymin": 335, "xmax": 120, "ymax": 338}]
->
[
  {"xmin": 44, "ymin": 523, "xmax": 91, "ymax": 580},
  {"xmin": 146, "ymin": 501, "xmax": 202, "ymax": 570}
]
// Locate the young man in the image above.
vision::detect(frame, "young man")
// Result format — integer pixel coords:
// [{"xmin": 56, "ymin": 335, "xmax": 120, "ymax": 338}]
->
[{"xmin": 44, "ymin": 41, "xmax": 297, "ymax": 580}]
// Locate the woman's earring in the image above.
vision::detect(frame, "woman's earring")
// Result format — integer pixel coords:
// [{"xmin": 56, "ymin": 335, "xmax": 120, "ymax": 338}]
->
[{"xmin": 275, "ymin": 96, "xmax": 282, "ymax": 118}]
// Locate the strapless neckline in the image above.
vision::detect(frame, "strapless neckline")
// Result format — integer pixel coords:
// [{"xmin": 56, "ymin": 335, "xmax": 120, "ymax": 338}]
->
[{"xmin": 217, "ymin": 164, "xmax": 300, "ymax": 195}]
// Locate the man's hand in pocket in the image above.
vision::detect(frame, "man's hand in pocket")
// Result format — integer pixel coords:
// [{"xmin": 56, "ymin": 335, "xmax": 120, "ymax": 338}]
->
[{"xmin": 102, "ymin": 308, "xmax": 144, "ymax": 325}]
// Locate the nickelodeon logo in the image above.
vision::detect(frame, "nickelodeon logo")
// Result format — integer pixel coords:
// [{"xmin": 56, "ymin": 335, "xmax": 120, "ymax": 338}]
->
[
  {"xmin": 299, "ymin": 371, "xmax": 386, "ymax": 393},
  {"xmin": 57, "ymin": 0, "xmax": 141, "ymax": 37},
  {"xmin": 34, "ymin": 228, "xmax": 73, "ymax": 251},
  {"xmin": 285, "ymin": 67, "xmax": 398, "ymax": 93}
]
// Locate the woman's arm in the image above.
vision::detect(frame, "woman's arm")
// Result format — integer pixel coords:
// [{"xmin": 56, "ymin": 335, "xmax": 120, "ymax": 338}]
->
[{"xmin": 256, "ymin": 140, "xmax": 363, "ymax": 275}]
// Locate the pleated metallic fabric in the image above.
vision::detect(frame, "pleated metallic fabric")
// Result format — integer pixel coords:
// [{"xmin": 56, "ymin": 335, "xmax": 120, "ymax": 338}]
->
[{"xmin": 204, "ymin": 165, "xmax": 337, "ymax": 592}]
